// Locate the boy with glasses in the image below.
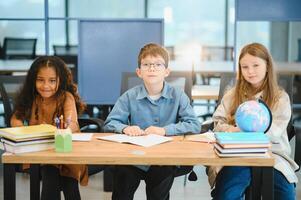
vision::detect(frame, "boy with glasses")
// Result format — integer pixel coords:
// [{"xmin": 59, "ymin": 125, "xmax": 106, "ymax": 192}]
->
[{"xmin": 104, "ymin": 43, "xmax": 200, "ymax": 200}]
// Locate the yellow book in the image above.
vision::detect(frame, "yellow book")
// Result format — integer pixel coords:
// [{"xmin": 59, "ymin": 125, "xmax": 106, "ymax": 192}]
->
[{"xmin": 0, "ymin": 124, "xmax": 56, "ymax": 141}]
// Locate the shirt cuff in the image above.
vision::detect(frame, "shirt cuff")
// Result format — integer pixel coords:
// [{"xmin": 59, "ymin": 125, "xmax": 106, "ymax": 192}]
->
[
  {"xmin": 115, "ymin": 124, "xmax": 128, "ymax": 134},
  {"xmin": 164, "ymin": 125, "xmax": 175, "ymax": 136}
]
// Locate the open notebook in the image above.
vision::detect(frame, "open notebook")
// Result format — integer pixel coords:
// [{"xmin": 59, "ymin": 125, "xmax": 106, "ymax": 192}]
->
[
  {"xmin": 185, "ymin": 131, "xmax": 216, "ymax": 143},
  {"xmin": 97, "ymin": 134, "xmax": 172, "ymax": 147}
]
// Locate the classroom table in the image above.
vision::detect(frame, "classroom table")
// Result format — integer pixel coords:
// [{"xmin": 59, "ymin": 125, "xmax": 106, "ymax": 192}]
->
[
  {"xmin": 0, "ymin": 59, "xmax": 33, "ymax": 74},
  {"xmin": 170, "ymin": 60, "xmax": 301, "ymax": 75},
  {"xmin": 189, "ymin": 61, "xmax": 301, "ymax": 101},
  {"xmin": 0, "ymin": 59, "xmax": 74, "ymax": 75},
  {"xmin": 192, "ymin": 85, "xmax": 219, "ymax": 100},
  {"xmin": 2, "ymin": 133, "xmax": 275, "ymax": 200}
]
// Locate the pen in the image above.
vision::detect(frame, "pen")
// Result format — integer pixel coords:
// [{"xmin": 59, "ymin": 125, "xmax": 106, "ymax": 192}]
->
[
  {"xmin": 60, "ymin": 115, "xmax": 64, "ymax": 129},
  {"xmin": 54, "ymin": 117, "xmax": 60, "ymax": 129}
]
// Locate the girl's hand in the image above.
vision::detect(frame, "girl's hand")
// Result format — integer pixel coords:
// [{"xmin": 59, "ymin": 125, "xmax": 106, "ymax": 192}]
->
[
  {"xmin": 123, "ymin": 126, "xmax": 145, "ymax": 136},
  {"xmin": 226, "ymin": 126, "xmax": 241, "ymax": 132},
  {"xmin": 145, "ymin": 126, "xmax": 166, "ymax": 136}
]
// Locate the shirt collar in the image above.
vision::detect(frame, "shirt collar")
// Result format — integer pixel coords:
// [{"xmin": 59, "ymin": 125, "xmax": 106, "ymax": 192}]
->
[
  {"xmin": 136, "ymin": 81, "xmax": 173, "ymax": 100},
  {"xmin": 254, "ymin": 91, "xmax": 263, "ymax": 99}
]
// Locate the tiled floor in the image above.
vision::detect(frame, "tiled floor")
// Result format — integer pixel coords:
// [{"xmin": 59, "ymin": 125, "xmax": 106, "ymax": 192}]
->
[{"xmin": 0, "ymin": 165, "xmax": 300, "ymax": 200}]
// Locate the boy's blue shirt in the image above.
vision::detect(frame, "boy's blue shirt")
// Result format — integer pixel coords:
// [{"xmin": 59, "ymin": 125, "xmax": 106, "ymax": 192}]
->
[{"xmin": 104, "ymin": 82, "xmax": 201, "ymax": 136}]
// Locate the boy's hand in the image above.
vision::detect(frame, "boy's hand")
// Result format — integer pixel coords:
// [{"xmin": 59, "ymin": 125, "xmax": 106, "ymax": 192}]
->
[
  {"xmin": 123, "ymin": 126, "xmax": 145, "ymax": 136},
  {"xmin": 145, "ymin": 126, "xmax": 166, "ymax": 136}
]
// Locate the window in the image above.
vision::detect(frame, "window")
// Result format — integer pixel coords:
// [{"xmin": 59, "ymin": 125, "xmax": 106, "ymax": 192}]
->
[{"xmin": 0, "ymin": 0, "xmax": 235, "ymax": 60}]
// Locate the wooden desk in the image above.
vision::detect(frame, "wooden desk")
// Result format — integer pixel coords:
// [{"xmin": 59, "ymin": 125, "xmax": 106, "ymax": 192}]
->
[
  {"xmin": 192, "ymin": 85, "xmax": 219, "ymax": 100},
  {"xmin": 275, "ymin": 62, "xmax": 301, "ymax": 75},
  {"xmin": 2, "ymin": 133, "xmax": 275, "ymax": 200},
  {"xmin": 190, "ymin": 61, "xmax": 301, "ymax": 101},
  {"xmin": 0, "ymin": 59, "xmax": 74, "ymax": 75},
  {"xmin": 170, "ymin": 60, "xmax": 301, "ymax": 75},
  {"xmin": 0, "ymin": 59, "xmax": 33, "ymax": 74}
]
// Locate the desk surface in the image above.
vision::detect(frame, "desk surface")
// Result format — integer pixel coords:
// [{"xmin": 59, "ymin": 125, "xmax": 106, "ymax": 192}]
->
[
  {"xmin": 0, "ymin": 59, "xmax": 33, "ymax": 73},
  {"xmin": 192, "ymin": 85, "xmax": 219, "ymax": 100},
  {"xmin": 0, "ymin": 59, "xmax": 74, "ymax": 74},
  {"xmin": 170, "ymin": 60, "xmax": 301, "ymax": 75},
  {"xmin": 2, "ymin": 133, "xmax": 274, "ymax": 167}
]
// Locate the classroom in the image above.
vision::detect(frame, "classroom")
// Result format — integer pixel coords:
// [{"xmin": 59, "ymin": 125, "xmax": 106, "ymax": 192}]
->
[{"xmin": 0, "ymin": 0, "xmax": 300, "ymax": 199}]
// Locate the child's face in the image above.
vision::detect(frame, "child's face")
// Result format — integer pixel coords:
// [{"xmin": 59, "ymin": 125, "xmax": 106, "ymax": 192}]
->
[
  {"xmin": 240, "ymin": 53, "xmax": 267, "ymax": 88},
  {"xmin": 136, "ymin": 55, "xmax": 170, "ymax": 86},
  {"xmin": 36, "ymin": 66, "xmax": 59, "ymax": 99}
]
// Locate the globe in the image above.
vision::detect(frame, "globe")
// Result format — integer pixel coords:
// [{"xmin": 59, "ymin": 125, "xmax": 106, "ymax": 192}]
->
[{"xmin": 235, "ymin": 100, "xmax": 272, "ymax": 132}]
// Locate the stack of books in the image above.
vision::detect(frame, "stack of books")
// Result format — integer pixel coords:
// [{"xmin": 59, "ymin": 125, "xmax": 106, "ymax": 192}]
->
[
  {"xmin": 214, "ymin": 132, "xmax": 271, "ymax": 157},
  {"xmin": 0, "ymin": 124, "xmax": 56, "ymax": 154}
]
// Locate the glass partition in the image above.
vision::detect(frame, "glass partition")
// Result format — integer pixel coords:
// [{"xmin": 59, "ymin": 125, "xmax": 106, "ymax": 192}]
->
[
  {"xmin": 49, "ymin": 0, "xmax": 144, "ymax": 18},
  {"xmin": 0, "ymin": 0, "xmax": 44, "ymax": 18},
  {"xmin": 0, "ymin": 20, "xmax": 45, "ymax": 55}
]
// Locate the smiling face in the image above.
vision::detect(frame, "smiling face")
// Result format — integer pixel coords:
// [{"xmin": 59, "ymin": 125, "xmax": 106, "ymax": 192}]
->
[
  {"xmin": 35, "ymin": 66, "xmax": 59, "ymax": 99},
  {"xmin": 136, "ymin": 55, "xmax": 170, "ymax": 86},
  {"xmin": 239, "ymin": 53, "xmax": 267, "ymax": 88}
]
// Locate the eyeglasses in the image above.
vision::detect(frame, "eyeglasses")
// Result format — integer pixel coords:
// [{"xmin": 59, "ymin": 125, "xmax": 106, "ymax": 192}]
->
[{"xmin": 140, "ymin": 62, "xmax": 166, "ymax": 71}]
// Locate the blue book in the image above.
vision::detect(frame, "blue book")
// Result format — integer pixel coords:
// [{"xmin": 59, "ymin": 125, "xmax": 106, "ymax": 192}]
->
[{"xmin": 215, "ymin": 132, "xmax": 270, "ymax": 144}]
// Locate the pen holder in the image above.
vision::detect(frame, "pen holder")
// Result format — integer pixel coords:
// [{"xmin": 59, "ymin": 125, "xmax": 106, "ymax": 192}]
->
[{"xmin": 55, "ymin": 128, "xmax": 72, "ymax": 152}]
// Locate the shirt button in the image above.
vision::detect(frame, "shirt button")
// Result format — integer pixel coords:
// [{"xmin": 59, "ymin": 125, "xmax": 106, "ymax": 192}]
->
[{"xmin": 154, "ymin": 118, "xmax": 159, "ymax": 123}]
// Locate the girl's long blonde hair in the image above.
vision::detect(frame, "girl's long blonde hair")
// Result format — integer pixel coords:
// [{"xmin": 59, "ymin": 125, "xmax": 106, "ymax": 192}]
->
[{"xmin": 227, "ymin": 43, "xmax": 280, "ymax": 125}]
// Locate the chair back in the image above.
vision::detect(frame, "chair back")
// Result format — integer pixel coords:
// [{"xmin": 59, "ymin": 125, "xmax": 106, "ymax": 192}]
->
[
  {"xmin": 53, "ymin": 45, "xmax": 78, "ymax": 56},
  {"xmin": 217, "ymin": 72, "xmax": 236, "ymax": 105},
  {"xmin": 276, "ymin": 75, "xmax": 300, "ymax": 171},
  {"xmin": 0, "ymin": 75, "xmax": 26, "ymax": 127},
  {"xmin": 121, "ymin": 71, "xmax": 193, "ymax": 101},
  {"xmin": 199, "ymin": 72, "xmax": 236, "ymax": 131},
  {"xmin": 3, "ymin": 37, "xmax": 37, "ymax": 59},
  {"xmin": 277, "ymin": 74, "xmax": 295, "ymax": 140},
  {"xmin": 298, "ymin": 38, "xmax": 301, "ymax": 62}
]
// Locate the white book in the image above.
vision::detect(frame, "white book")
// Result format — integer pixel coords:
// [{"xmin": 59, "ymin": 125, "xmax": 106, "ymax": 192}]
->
[
  {"xmin": 1, "ymin": 138, "xmax": 54, "ymax": 146},
  {"xmin": 97, "ymin": 134, "xmax": 173, "ymax": 147},
  {"xmin": 214, "ymin": 143, "xmax": 268, "ymax": 154},
  {"xmin": 0, "ymin": 142, "xmax": 54, "ymax": 154},
  {"xmin": 214, "ymin": 149, "xmax": 269, "ymax": 158}
]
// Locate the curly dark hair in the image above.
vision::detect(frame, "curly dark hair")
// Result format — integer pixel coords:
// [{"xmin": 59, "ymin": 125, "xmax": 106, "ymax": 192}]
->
[{"xmin": 13, "ymin": 56, "xmax": 86, "ymax": 122}]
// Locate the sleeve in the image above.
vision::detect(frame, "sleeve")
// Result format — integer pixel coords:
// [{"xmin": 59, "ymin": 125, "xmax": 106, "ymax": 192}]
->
[
  {"xmin": 265, "ymin": 91, "xmax": 291, "ymax": 143},
  {"xmin": 103, "ymin": 94, "xmax": 130, "ymax": 133},
  {"xmin": 64, "ymin": 92, "xmax": 80, "ymax": 132},
  {"xmin": 212, "ymin": 91, "xmax": 236, "ymax": 132},
  {"xmin": 163, "ymin": 92, "xmax": 201, "ymax": 136}
]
